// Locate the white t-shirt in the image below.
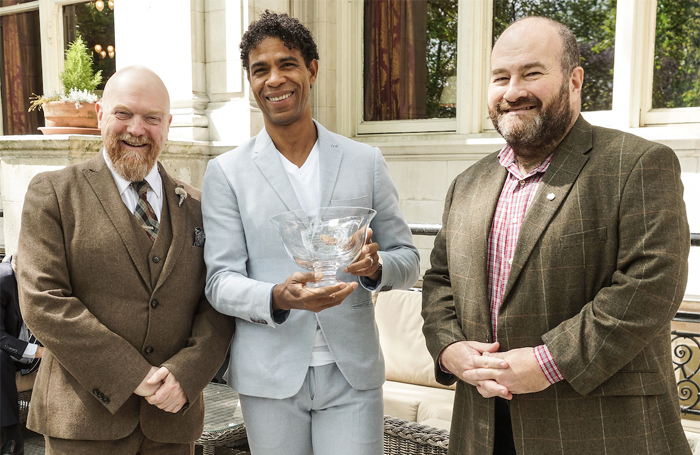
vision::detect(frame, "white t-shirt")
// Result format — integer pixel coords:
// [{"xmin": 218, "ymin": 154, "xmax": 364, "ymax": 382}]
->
[{"xmin": 278, "ymin": 141, "xmax": 336, "ymax": 367}]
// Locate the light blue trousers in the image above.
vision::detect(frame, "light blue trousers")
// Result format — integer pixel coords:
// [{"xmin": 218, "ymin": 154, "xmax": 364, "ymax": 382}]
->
[{"xmin": 239, "ymin": 363, "xmax": 383, "ymax": 455}]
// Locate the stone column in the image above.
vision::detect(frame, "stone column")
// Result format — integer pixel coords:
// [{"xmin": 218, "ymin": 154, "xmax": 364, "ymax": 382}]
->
[{"xmin": 114, "ymin": 0, "xmax": 209, "ymax": 141}]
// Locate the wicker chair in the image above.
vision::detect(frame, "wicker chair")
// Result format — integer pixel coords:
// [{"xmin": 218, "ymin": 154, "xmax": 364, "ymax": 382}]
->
[
  {"xmin": 383, "ymin": 415, "xmax": 449, "ymax": 455},
  {"xmin": 17, "ymin": 390, "xmax": 32, "ymax": 424}
]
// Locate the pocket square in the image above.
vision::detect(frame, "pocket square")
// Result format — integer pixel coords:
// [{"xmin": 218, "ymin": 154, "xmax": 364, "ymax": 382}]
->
[{"xmin": 194, "ymin": 227, "xmax": 205, "ymax": 247}]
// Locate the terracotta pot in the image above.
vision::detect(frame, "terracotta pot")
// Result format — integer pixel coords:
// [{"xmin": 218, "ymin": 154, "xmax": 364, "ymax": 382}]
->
[{"xmin": 42, "ymin": 101, "xmax": 98, "ymax": 128}]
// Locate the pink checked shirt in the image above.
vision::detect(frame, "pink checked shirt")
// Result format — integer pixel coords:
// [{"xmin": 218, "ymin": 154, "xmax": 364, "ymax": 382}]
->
[{"xmin": 487, "ymin": 145, "xmax": 564, "ymax": 384}]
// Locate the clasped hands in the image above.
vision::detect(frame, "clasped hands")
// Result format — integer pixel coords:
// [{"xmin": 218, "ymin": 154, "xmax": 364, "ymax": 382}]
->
[
  {"xmin": 134, "ymin": 366, "xmax": 187, "ymax": 413},
  {"xmin": 440, "ymin": 341, "xmax": 551, "ymax": 400},
  {"xmin": 272, "ymin": 229, "xmax": 381, "ymax": 313}
]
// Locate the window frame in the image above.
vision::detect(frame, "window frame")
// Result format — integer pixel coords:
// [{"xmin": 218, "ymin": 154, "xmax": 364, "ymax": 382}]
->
[
  {"xmin": 349, "ymin": 0, "xmax": 493, "ymax": 136},
  {"xmin": 0, "ymin": 0, "xmax": 85, "ymax": 99},
  {"xmin": 340, "ymin": 0, "xmax": 700, "ymax": 138},
  {"xmin": 0, "ymin": 0, "xmax": 91, "ymax": 135}
]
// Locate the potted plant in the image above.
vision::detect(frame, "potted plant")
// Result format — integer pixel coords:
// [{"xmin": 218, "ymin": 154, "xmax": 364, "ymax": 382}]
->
[{"xmin": 29, "ymin": 36, "xmax": 102, "ymax": 130}]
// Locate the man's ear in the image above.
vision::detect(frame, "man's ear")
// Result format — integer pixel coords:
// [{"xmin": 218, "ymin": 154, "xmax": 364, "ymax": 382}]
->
[
  {"xmin": 96, "ymin": 102, "xmax": 103, "ymax": 127},
  {"xmin": 570, "ymin": 66, "xmax": 584, "ymax": 95},
  {"xmin": 308, "ymin": 59, "xmax": 319, "ymax": 86}
]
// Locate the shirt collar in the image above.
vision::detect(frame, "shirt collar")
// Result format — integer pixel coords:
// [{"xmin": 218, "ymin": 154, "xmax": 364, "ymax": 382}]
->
[
  {"xmin": 102, "ymin": 148, "xmax": 162, "ymax": 197},
  {"xmin": 497, "ymin": 144, "xmax": 555, "ymax": 180}
]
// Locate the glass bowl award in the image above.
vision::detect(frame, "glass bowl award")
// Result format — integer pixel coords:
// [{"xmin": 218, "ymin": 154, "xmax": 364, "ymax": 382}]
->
[{"xmin": 270, "ymin": 206, "xmax": 377, "ymax": 288}]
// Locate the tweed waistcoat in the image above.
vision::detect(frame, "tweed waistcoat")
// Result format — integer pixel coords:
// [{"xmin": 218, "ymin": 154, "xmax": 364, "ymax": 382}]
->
[{"xmin": 129, "ymin": 190, "xmax": 173, "ymax": 290}]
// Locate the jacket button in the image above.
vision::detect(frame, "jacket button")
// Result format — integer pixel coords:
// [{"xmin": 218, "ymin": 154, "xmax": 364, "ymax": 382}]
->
[
  {"xmin": 152, "ymin": 256, "xmax": 160, "ymax": 263},
  {"xmin": 145, "ymin": 346, "xmax": 154, "ymax": 355},
  {"xmin": 93, "ymin": 388, "xmax": 100, "ymax": 396},
  {"xmin": 103, "ymin": 396, "xmax": 110, "ymax": 404},
  {"xmin": 150, "ymin": 300, "xmax": 159, "ymax": 309}
]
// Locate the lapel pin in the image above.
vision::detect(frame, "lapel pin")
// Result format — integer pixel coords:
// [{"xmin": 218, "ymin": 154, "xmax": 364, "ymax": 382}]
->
[
  {"xmin": 546, "ymin": 193, "xmax": 555, "ymax": 201},
  {"xmin": 175, "ymin": 187, "xmax": 188, "ymax": 207}
]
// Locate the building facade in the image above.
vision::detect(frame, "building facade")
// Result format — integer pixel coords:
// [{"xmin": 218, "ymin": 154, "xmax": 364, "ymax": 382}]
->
[{"xmin": 0, "ymin": 0, "xmax": 698, "ymax": 300}]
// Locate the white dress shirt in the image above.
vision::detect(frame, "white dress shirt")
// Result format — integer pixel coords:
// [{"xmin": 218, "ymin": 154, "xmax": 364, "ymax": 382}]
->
[{"xmin": 103, "ymin": 148, "xmax": 163, "ymax": 220}]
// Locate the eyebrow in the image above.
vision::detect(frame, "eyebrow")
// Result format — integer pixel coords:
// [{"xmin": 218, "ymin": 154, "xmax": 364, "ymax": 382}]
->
[
  {"xmin": 111, "ymin": 104, "xmax": 165, "ymax": 116},
  {"xmin": 491, "ymin": 61, "xmax": 546, "ymax": 76},
  {"xmin": 249, "ymin": 55, "xmax": 301, "ymax": 71}
]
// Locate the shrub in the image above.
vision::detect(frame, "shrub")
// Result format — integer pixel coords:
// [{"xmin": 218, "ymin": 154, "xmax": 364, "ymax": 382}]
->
[{"xmin": 60, "ymin": 36, "xmax": 102, "ymax": 93}]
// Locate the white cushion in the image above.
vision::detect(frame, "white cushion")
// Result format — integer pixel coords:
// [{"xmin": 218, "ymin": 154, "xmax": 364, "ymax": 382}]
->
[
  {"xmin": 376, "ymin": 289, "xmax": 455, "ymax": 390},
  {"xmin": 383, "ymin": 380, "xmax": 455, "ymax": 422},
  {"xmin": 418, "ymin": 418, "xmax": 451, "ymax": 431},
  {"xmin": 417, "ymin": 399, "xmax": 454, "ymax": 424}
]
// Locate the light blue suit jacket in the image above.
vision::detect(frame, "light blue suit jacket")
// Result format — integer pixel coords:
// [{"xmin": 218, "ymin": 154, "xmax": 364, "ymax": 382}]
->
[{"xmin": 202, "ymin": 121, "xmax": 420, "ymax": 399}]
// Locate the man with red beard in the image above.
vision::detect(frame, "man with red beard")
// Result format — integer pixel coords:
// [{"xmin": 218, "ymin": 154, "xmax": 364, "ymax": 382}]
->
[
  {"xmin": 422, "ymin": 17, "xmax": 691, "ymax": 455},
  {"xmin": 16, "ymin": 66, "xmax": 235, "ymax": 454}
]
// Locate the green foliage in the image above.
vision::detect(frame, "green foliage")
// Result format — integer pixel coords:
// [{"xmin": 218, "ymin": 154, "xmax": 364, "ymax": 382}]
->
[
  {"xmin": 493, "ymin": 0, "xmax": 617, "ymax": 112},
  {"xmin": 653, "ymin": 0, "xmax": 700, "ymax": 108},
  {"xmin": 60, "ymin": 36, "xmax": 102, "ymax": 93},
  {"xmin": 74, "ymin": 2, "xmax": 115, "ymax": 90},
  {"xmin": 426, "ymin": 0, "xmax": 458, "ymax": 119}
]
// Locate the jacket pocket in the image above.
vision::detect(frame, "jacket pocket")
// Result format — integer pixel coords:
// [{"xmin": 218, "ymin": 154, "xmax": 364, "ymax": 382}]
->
[{"xmin": 560, "ymin": 226, "xmax": 607, "ymax": 248}]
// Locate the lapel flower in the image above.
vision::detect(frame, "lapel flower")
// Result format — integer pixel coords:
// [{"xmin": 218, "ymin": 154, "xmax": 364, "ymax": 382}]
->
[{"xmin": 175, "ymin": 187, "xmax": 187, "ymax": 207}]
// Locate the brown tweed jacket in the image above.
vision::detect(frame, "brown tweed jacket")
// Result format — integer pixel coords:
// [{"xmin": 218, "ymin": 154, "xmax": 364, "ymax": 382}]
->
[
  {"xmin": 17, "ymin": 152, "xmax": 235, "ymax": 443},
  {"xmin": 422, "ymin": 116, "xmax": 691, "ymax": 454}
]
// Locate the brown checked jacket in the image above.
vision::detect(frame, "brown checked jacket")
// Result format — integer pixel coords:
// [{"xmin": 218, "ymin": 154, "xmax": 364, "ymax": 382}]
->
[
  {"xmin": 422, "ymin": 116, "xmax": 691, "ymax": 454},
  {"xmin": 17, "ymin": 152, "xmax": 235, "ymax": 443}
]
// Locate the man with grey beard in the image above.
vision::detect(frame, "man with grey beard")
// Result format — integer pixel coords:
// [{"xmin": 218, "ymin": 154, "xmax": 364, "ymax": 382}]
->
[
  {"xmin": 16, "ymin": 66, "xmax": 235, "ymax": 455},
  {"xmin": 422, "ymin": 17, "xmax": 691, "ymax": 455}
]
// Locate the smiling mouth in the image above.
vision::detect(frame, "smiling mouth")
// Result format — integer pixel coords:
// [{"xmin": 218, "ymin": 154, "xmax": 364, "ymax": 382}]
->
[
  {"xmin": 504, "ymin": 105, "xmax": 536, "ymax": 113},
  {"xmin": 267, "ymin": 92, "xmax": 292, "ymax": 102},
  {"xmin": 120, "ymin": 135, "xmax": 149, "ymax": 147}
]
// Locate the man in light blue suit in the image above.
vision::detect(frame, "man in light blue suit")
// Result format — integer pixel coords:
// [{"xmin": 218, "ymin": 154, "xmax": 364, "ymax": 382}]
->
[{"xmin": 201, "ymin": 11, "xmax": 420, "ymax": 455}]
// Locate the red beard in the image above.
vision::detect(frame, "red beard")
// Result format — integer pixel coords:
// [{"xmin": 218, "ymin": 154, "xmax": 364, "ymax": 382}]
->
[{"xmin": 105, "ymin": 133, "xmax": 160, "ymax": 182}]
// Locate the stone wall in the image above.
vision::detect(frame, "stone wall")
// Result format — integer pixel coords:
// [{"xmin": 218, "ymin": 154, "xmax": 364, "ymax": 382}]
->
[{"xmin": 0, "ymin": 135, "xmax": 227, "ymax": 256}]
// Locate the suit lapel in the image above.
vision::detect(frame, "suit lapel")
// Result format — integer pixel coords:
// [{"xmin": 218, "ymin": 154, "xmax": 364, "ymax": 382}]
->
[
  {"xmin": 458, "ymin": 156, "xmax": 507, "ymax": 317},
  {"xmin": 316, "ymin": 121, "xmax": 342, "ymax": 208},
  {"xmin": 154, "ymin": 165, "xmax": 186, "ymax": 291},
  {"xmin": 82, "ymin": 153, "xmax": 151, "ymax": 289},
  {"xmin": 502, "ymin": 116, "xmax": 592, "ymax": 304},
  {"xmin": 252, "ymin": 128, "xmax": 302, "ymax": 212}
]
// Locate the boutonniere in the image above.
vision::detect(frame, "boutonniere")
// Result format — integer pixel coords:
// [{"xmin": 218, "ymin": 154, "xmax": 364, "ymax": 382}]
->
[{"xmin": 175, "ymin": 187, "xmax": 187, "ymax": 207}]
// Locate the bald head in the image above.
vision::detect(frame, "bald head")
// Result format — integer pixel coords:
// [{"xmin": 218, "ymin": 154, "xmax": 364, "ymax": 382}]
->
[
  {"xmin": 496, "ymin": 17, "xmax": 580, "ymax": 77},
  {"xmin": 101, "ymin": 65, "xmax": 170, "ymax": 114}
]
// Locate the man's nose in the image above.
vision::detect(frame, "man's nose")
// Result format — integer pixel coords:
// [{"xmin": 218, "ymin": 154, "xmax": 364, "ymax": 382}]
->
[
  {"xmin": 127, "ymin": 117, "xmax": 147, "ymax": 137},
  {"xmin": 266, "ymin": 66, "xmax": 285, "ymax": 87},
  {"xmin": 503, "ymin": 78, "xmax": 528, "ymax": 103}
]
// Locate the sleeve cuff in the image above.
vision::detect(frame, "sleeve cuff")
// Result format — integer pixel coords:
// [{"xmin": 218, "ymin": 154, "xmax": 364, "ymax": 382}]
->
[
  {"xmin": 22, "ymin": 343, "xmax": 38, "ymax": 360},
  {"xmin": 270, "ymin": 285, "xmax": 290, "ymax": 325},
  {"xmin": 534, "ymin": 345, "xmax": 565, "ymax": 384},
  {"xmin": 438, "ymin": 350, "xmax": 453, "ymax": 375}
]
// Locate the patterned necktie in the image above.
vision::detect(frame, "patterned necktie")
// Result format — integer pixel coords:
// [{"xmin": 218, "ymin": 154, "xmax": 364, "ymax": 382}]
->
[{"xmin": 132, "ymin": 181, "xmax": 159, "ymax": 242}]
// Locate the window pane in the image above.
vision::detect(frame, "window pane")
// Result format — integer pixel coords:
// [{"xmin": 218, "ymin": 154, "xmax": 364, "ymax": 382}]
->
[
  {"xmin": 0, "ymin": 10, "xmax": 43, "ymax": 135},
  {"xmin": 653, "ymin": 0, "xmax": 700, "ymax": 109},
  {"xmin": 492, "ymin": 0, "xmax": 617, "ymax": 112},
  {"xmin": 363, "ymin": 0, "xmax": 457, "ymax": 121},
  {"xmin": 64, "ymin": 2, "xmax": 116, "ymax": 91}
]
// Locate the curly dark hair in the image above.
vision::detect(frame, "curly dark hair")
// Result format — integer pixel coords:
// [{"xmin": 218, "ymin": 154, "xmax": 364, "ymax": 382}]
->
[{"xmin": 240, "ymin": 10, "xmax": 319, "ymax": 71}]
